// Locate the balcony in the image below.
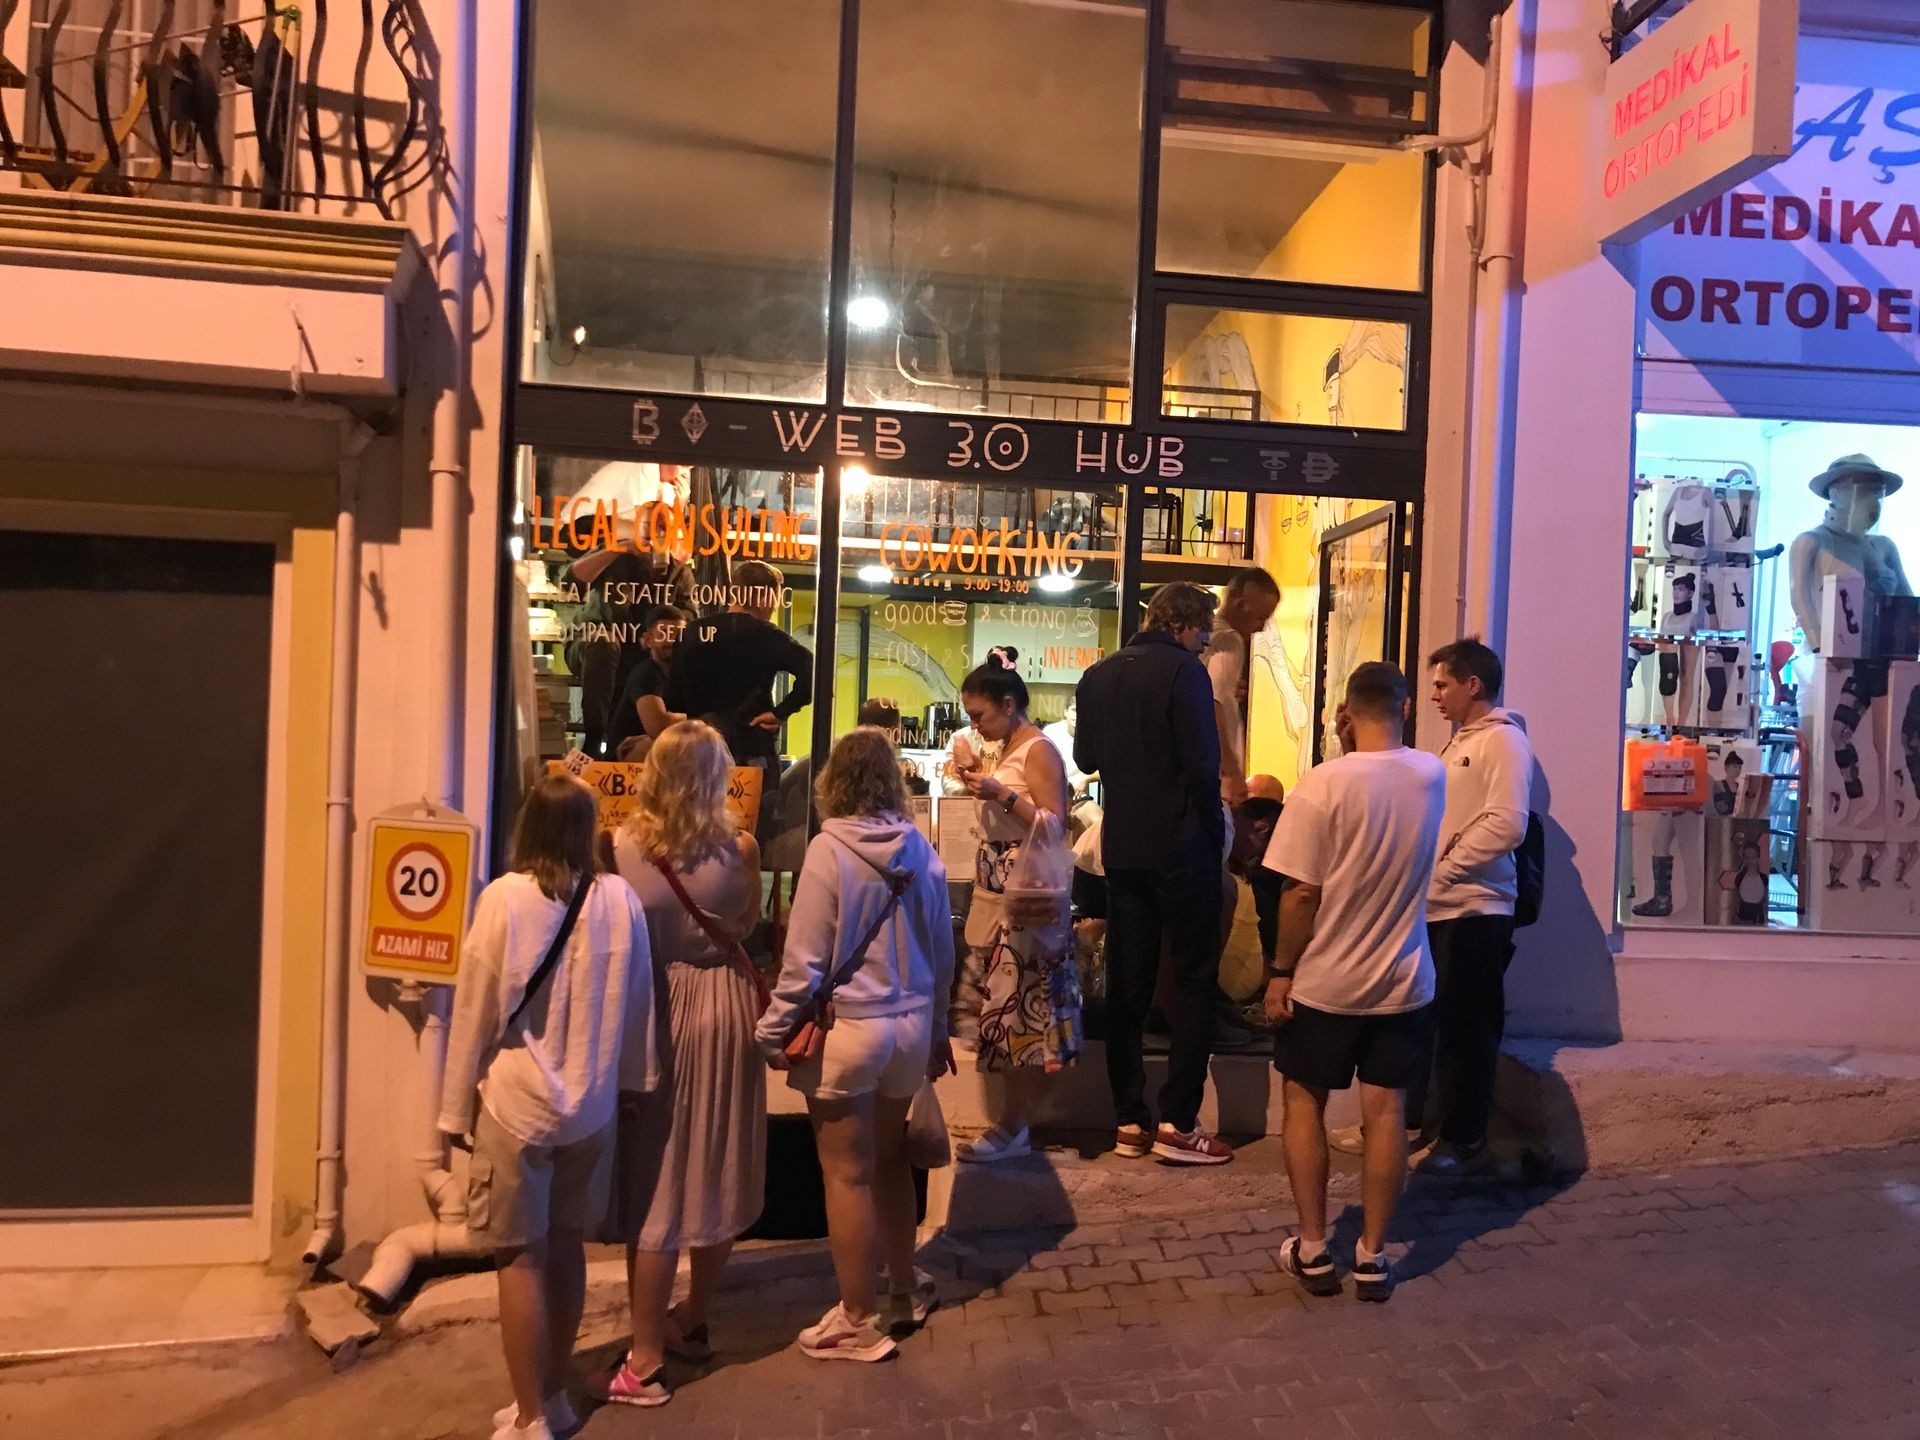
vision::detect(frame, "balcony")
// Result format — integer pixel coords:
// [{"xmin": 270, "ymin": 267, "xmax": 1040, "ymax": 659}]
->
[{"xmin": 0, "ymin": 2, "xmax": 431, "ymax": 397}]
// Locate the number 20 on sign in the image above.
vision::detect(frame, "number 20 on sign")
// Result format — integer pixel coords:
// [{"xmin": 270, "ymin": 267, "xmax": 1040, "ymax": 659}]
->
[{"xmin": 362, "ymin": 813, "xmax": 476, "ymax": 982}]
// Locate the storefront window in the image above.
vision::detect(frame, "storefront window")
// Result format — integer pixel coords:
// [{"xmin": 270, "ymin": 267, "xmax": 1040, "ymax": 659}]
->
[
  {"xmin": 507, "ymin": 451, "xmax": 824, "ymax": 799},
  {"xmin": 846, "ymin": 0, "xmax": 1144, "ymax": 419},
  {"xmin": 521, "ymin": 1, "xmax": 839, "ymax": 399},
  {"xmin": 1622, "ymin": 416, "xmax": 1920, "ymax": 934},
  {"xmin": 1156, "ymin": 0, "xmax": 1431, "ymax": 291},
  {"xmin": 1162, "ymin": 302, "xmax": 1412, "ymax": 430},
  {"xmin": 829, "ymin": 472, "xmax": 1122, "ymax": 826}
]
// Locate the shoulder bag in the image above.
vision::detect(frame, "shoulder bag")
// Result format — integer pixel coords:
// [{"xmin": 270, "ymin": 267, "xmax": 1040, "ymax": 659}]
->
[
  {"xmin": 651, "ymin": 857, "xmax": 772, "ymax": 1016},
  {"xmin": 505, "ymin": 872, "xmax": 594, "ymax": 1032},
  {"xmin": 782, "ymin": 871, "xmax": 912, "ymax": 1065}
]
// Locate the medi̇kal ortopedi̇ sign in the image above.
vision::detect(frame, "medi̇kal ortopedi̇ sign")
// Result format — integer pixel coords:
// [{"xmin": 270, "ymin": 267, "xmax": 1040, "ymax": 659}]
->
[{"xmin": 361, "ymin": 813, "xmax": 476, "ymax": 982}]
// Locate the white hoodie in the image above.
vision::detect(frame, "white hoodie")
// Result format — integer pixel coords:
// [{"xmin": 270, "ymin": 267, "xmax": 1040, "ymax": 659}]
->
[
  {"xmin": 1427, "ymin": 708, "xmax": 1535, "ymax": 923},
  {"xmin": 756, "ymin": 816, "xmax": 955, "ymax": 1056}
]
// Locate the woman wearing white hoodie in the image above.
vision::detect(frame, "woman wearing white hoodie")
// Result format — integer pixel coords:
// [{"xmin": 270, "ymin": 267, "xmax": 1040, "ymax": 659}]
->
[{"xmin": 757, "ymin": 726, "xmax": 956, "ymax": 1363}]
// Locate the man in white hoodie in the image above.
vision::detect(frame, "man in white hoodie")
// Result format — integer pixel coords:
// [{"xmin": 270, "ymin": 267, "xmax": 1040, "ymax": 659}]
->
[{"xmin": 1411, "ymin": 638, "xmax": 1534, "ymax": 1177}]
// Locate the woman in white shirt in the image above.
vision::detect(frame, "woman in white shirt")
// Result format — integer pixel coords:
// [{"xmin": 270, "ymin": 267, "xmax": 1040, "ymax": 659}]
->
[{"xmin": 437, "ymin": 774, "xmax": 656, "ymax": 1440}]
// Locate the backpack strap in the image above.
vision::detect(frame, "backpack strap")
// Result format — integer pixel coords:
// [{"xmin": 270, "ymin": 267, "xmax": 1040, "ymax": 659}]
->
[{"xmin": 506, "ymin": 872, "xmax": 593, "ymax": 1031}]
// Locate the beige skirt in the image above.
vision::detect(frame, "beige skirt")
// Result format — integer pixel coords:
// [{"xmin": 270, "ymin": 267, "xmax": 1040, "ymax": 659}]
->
[{"xmin": 610, "ymin": 957, "xmax": 767, "ymax": 1252}]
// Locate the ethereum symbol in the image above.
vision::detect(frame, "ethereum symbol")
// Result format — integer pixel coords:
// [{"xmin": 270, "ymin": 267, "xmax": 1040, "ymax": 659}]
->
[{"xmin": 681, "ymin": 403, "xmax": 709, "ymax": 445}]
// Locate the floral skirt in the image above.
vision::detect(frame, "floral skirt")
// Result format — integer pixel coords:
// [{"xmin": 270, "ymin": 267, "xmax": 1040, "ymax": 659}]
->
[{"xmin": 972, "ymin": 914, "xmax": 1083, "ymax": 1074}]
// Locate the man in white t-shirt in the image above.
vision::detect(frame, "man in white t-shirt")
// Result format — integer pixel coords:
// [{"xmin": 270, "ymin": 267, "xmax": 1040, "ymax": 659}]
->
[
  {"xmin": 1261, "ymin": 661, "xmax": 1444, "ymax": 1304},
  {"xmin": 1203, "ymin": 568, "xmax": 1281, "ymax": 805}
]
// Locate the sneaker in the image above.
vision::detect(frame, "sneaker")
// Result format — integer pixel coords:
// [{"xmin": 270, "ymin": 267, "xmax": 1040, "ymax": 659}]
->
[
  {"xmin": 1113, "ymin": 1123, "xmax": 1152, "ymax": 1159},
  {"xmin": 1279, "ymin": 1235, "xmax": 1341, "ymax": 1298},
  {"xmin": 492, "ymin": 1395, "xmax": 577, "ymax": 1435},
  {"xmin": 1212, "ymin": 1012, "xmax": 1254, "ymax": 1048},
  {"xmin": 881, "ymin": 1268, "xmax": 941, "ymax": 1335},
  {"xmin": 1329, "ymin": 1124, "xmax": 1424, "ymax": 1157},
  {"xmin": 666, "ymin": 1307, "xmax": 714, "ymax": 1364},
  {"xmin": 587, "ymin": 1360, "xmax": 671, "ymax": 1408},
  {"xmin": 797, "ymin": 1303, "xmax": 898, "ymax": 1362},
  {"xmin": 1152, "ymin": 1124, "xmax": 1234, "ymax": 1165},
  {"xmin": 489, "ymin": 1413, "xmax": 555, "ymax": 1440},
  {"xmin": 1417, "ymin": 1140, "xmax": 1494, "ymax": 1178},
  {"xmin": 956, "ymin": 1125, "xmax": 1031, "ymax": 1164},
  {"xmin": 1353, "ymin": 1251, "xmax": 1395, "ymax": 1303}
]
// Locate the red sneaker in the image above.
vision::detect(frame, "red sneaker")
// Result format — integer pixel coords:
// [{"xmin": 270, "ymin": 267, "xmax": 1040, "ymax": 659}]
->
[{"xmin": 1152, "ymin": 1124, "xmax": 1234, "ymax": 1165}]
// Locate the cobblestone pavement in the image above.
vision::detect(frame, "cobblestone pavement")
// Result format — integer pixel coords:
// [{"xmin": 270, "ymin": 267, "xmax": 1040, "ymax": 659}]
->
[{"xmin": 8, "ymin": 1144, "xmax": 1920, "ymax": 1440}]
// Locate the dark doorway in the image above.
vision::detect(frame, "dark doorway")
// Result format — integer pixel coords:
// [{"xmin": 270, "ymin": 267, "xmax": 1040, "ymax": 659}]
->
[{"xmin": 0, "ymin": 529, "xmax": 274, "ymax": 1210}]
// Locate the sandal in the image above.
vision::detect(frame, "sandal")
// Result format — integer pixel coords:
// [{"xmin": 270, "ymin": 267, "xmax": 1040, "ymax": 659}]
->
[{"xmin": 956, "ymin": 1125, "xmax": 1031, "ymax": 1164}]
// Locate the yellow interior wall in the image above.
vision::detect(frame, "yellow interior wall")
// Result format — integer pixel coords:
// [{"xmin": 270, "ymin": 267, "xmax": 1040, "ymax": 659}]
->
[{"xmin": 0, "ymin": 461, "xmax": 331, "ymax": 1270}]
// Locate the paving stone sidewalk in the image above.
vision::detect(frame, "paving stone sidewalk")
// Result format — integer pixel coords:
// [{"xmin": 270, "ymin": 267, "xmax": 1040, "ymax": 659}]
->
[{"xmin": 7, "ymin": 1143, "xmax": 1920, "ymax": 1440}]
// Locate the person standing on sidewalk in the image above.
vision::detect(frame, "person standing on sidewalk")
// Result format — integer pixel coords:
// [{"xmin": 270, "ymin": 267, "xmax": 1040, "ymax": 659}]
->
[
  {"xmin": 1205, "ymin": 567, "xmax": 1281, "ymax": 807},
  {"xmin": 1074, "ymin": 582, "xmax": 1232, "ymax": 1165},
  {"xmin": 438, "ymin": 775, "xmax": 657, "ymax": 1440},
  {"xmin": 1413, "ymin": 638, "xmax": 1534, "ymax": 1176},
  {"xmin": 1263, "ymin": 663, "xmax": 1443, "ymax": 1303}
]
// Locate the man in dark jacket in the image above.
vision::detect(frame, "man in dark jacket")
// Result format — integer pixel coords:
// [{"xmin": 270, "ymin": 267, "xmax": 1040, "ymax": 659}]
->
[{"xmin": 1075, "ymin": 582, "xmax": 1232, "ymax": 1166}]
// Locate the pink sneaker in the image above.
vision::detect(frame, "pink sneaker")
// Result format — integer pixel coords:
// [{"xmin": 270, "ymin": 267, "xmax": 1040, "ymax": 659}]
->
[{"xmin": 586, "ymin": 1359, "xmax": 670, "ymax": 1408}]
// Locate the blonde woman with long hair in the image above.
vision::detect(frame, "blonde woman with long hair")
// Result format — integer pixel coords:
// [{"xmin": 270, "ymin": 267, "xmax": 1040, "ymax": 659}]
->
[{"xmin": 592, "ymin": 722, "xmax": 765, "ymax": 1409}]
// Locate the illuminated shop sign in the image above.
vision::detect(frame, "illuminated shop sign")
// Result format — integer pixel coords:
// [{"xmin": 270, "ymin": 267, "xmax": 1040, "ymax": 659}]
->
[
  {"xmin": 516, "ymin": 389, "xmax": 1427, "ymax": 503},
  {"xmin": 1598, "ymin": 0, "xmax": 1798, "ymax": 245},
  {"xmin": 1636, "ymin": 35, "xmax": 1920, "ymax": 372}
]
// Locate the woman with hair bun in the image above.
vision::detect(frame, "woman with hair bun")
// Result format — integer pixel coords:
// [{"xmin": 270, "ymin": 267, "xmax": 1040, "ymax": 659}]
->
[{"xmin": 950, "ymin": 646, "xmax": 1080, "ymax": 1163}]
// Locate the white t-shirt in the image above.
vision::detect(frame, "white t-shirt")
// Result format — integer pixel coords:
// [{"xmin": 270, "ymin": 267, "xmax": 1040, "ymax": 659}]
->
[
  {"xmin": 1262, "ymin": 747, "xmax": 1446, "ymax": 1016},
  {"xmin": 1203, "ymin": 629, "xmax": 1249, "ymax": 787}
]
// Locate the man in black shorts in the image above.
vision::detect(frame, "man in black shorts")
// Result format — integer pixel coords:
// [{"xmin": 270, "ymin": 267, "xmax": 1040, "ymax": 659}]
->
[{"xmin": 1261, "ymin": 663, "xmax": 1446, "ymax": 1303}]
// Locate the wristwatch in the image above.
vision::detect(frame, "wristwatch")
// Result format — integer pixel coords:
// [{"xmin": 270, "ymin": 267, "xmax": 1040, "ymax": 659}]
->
[{"xmin": 1001, "ymin": 789, "xmax": 1019, "ymax": 814}]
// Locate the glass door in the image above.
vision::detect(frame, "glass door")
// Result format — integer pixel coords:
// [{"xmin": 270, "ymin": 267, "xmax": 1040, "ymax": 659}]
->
[{"xmin": 1311, "ymin": 504, "xmax": 1407, "ymax": 762}]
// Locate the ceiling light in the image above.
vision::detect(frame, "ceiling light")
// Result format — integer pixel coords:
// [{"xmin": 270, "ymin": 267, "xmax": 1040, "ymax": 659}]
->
[
  {"xmin": 1036, "ymin": 573, "xmax": 1076, "ymax": 594},
  {"xmin": 858, "ymin": 563, "xmax": 894, "ymax": 584},
  {"xmin": 847, "ymin": 295, "xmax": 892, "ymax": 329},
  {"xmin": 571, "ymin": 324, "xmax": 589, "ymax": 346},
  {"xmin": 843, "ymin": 465, "xmax": 871, "ymax": 493}
]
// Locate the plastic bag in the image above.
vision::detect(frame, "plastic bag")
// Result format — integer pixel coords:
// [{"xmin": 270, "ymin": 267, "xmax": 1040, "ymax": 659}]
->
[
  {"xmin": 905, "ymin": 1081, "xmax": 951, "ymax": 1169},
  {"xmin": 1005, "ymin": 812, "xmax": 1073, "ymax": 932}
]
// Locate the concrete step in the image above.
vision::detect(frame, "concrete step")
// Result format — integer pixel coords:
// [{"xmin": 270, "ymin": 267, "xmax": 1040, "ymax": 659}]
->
[{"xmin": 1497, "ymin": 1039, "xmax": 1920, "ymax": 1173}]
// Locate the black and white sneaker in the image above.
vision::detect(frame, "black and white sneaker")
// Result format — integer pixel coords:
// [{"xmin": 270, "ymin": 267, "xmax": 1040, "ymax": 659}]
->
[
  {"xmin": 1353, "ymin": 1252, "xmax": 1394, "ymax": 1303},
  {"xmin": 1279, "ymin": 1236, "xmax": 1340, "ymax": 1297}
]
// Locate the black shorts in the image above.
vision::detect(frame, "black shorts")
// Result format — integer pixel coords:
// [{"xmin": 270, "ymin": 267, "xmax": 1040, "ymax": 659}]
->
[{"xmin": 1272, "ymin": 1001, "xmax": 1433, "ymax": 1091}]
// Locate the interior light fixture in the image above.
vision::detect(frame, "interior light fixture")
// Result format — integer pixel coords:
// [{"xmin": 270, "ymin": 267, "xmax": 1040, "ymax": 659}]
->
[
  {"xmin": 844, "ymin": 464, "xmax": 872, "ymax": 493},
  {"xmin": 1035, "ymin": 573, "xmax": 1076, "ymax": 594},
  {"xmin": 847, "ymin": 295, "xmax": 893, "ymax": 329},
  {"xmin": 857, "ymin": 563, "xmax": 894, "ymax": 584},
  {"xmin": 571, "ymin": 324, "xmax": 589, "ymax": 346}
]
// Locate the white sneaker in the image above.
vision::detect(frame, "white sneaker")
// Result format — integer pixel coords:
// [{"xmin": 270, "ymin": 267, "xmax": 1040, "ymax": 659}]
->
[
  {"xmin": 1328, "ymin": 1123, "xmax": 1422, "ymax": 1156},
  {"xmin": 491, "ymin": 1394, "xmax": 575, "ymax": 1435},
  {"xmin": 797, "ymin": 1303, "xmax": 898, "ymax": 1362},
  {"xmin": 489, "ymin": 1411, "xmax": 554, "ymax": 1440},
  {"xmin": 881, "ymin": 1267, "xmax": 941, "ymax": 1334},
  {"xmin": 956, "ymin": 1125, "xmax": 1031, "ymax": 1164}
]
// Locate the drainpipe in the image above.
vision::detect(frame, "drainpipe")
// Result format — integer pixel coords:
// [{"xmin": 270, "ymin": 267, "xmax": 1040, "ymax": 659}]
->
[
  {"xmin": 358, "ymin": 0, "xmax": 488, "ymax": 1300},
  {"xmin": 303, "ymin": 420, "xmax": 377, "ymax": 1266}
]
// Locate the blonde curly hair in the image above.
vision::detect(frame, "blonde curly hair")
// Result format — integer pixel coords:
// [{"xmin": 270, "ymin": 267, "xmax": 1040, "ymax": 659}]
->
[{"xmin": 623, "ymin": 721, "xmax": 738, "ymax": 868}]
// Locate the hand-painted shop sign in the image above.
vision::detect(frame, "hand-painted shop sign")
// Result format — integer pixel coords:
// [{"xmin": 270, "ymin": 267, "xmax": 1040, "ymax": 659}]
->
[
  {"xmin": 1635, "ymin": 35, "xmax": 1920, "ymax": 373},
  {"xmin": 515, "ymin": 386, "xmax": 1425, "ymax": 503},
  {"xmin": 1599, "ymin": 0, "xmax": 1798, "ymax": 245}
]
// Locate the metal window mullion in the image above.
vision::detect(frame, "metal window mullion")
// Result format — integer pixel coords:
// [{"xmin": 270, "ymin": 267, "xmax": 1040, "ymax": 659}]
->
[
  {"xmin": 823, "ymin": 0, "xmax": 862, "ymax": 409},
  {"xmin": 1129, "ymin": 0, "xmax": 1167, "ymax": 429}
]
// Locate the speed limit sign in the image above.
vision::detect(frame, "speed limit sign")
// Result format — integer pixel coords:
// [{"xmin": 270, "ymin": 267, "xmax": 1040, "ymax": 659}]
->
[{"xmin": 362, "ymin": 813, "xmax": 476, "ymax": 981}]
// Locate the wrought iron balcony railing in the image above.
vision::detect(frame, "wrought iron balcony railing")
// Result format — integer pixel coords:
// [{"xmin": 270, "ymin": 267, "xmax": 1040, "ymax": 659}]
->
[{"xmin": 0, "ymin": 1, "xmax": 433, "ymax": 218}]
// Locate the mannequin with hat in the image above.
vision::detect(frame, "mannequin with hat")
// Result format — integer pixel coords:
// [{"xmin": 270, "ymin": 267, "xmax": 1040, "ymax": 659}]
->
[{"xmin": 1788, "ymin": 455, "xmax": 1911, "ymax": 653}]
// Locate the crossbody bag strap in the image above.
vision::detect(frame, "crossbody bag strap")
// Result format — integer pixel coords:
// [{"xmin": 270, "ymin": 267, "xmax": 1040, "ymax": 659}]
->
[
  {"xmin": 506, "ymin": 872, "xmax": 593, "ymax": 1032},
  {"xmin": 652, "ymin": 857, "xmax": 771, "ymax": 1012},
  {"xmin": 815, "ymin": 871, "xmax": 912, "ymax": 1012}
]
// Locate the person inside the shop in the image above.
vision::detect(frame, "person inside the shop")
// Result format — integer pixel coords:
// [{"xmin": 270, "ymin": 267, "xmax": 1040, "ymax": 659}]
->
[
  {"xmin": 1074, "ymin": 582, "xmax": 1233, "ymax": 1166},
  {"xmin": 594, "ymin": 722, "xmax": 766, "ymax": 1410},
  {"xmin": 757, "ymin": 727, "xmax": 956, "ymax": 1362},
  {"xmin": 436, "ymin": 774, "xmax": 656, "ymax": 1440},
  {"xmin": 948, "ymin": 650, "xmax": 1079, "ymax": 1164},
  {"xmin": 605, "ymin": 604, "xmax": 691, "ymax": 762},
  {"xmin": 664, "ymin": 559, "xmax": 813, "ymax": 839},
  {"xmin": 565, "ymin": 504, "xmax": 697, "ymax": 756}
]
